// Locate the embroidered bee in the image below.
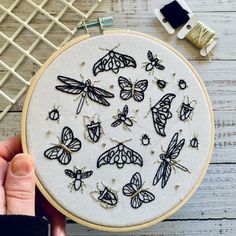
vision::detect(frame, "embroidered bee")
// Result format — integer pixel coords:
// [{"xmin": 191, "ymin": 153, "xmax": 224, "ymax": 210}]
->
[
  {"xmin": 118, "ymin": 76, "xmax": 148, "ymax": 102},
  {"xmin": 56, "ymin": 75, "xmax": 114, "ymax": 114},
  {"xmin": 153, "ymin": 133, "xmax": 189, "ymax": 189},
  {"xmin": 47, "ymin": 106, "xmax": 60, "ymax": 121},
  {"xmin": 143, "ymin": 50, "xmax": 165, "ymax": 75},
  {"xmin": 93, "ymin": 45, "xmax": 137, "ymax": 75},
  {"xmin": 141, "ymin": 134, "xmax": 151, "ymax": 146},
  {"xmin": 84, "ymin": 114, "xmax": 103, "ymax": 143},
  {"xmin": 65, "ymin": 167, "xmax": 93, "ymax": 192},
  {"xmin": 178, "ymin": 96, "xmax": 197, "ymax": 121},
  {"xmin": 97, "ymin": 142, "xmax": 143, "ymax": 169},
  {"xmin": 123, "ymin": 172, "xmax": 155, "ymax": 209},
  {"xmin": 90, "ymin": 183, "xmax": 118, "ymax": 208},
  {"xmin": 189, "ymin": 135, "xmax": 199, "ymax": 149},
  {"xmin": 178, "ymin": 79, "xmax": 187, "ymax": 90},
  {"xmin": 111, "ymin": 105, "xmax": 135, "ymax": 131},
  {"xmin": 44, "ymin": 126, "xmax": 81, "ymax": 165}
]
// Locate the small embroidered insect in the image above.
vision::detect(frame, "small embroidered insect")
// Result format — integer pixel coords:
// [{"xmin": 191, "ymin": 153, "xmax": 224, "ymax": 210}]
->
[
  {"xmin": 189, "ymin": 135, "xmax": 199, "ymax": 149},
  {"xmin": 141, "ymin": 134, "xmax": 151, "ymax": 146},
  {"xmin": 156, "ymin": 79, "xmax": 167, "ymax": 90},
  {"xmin": 142, "ymin": 50, "xmax": 165, "ymax": 76},
  {"xmin": 65, "ymin": 167, "xmax": 93, "ymax": 192},
  {"xmin": 47, "ymin": 106, "xmax": 60, "ymax": 121},
  {"xmin": 84, "ymin": 114, "xmax": 103, "ymax": 143},
  {"xmin": 111, "ymin": 105, "xmax": 135, "ymax": 131},
  {"xmin": 178, "ymin": 79, "xmax": 187, "ymax": 90},
  {"xmin": 90, "ymin": 183, "xmax": 118, "ymax": 208},
  {"xmin": 178, "ymin": 96, "xmax": 197, "ymax": 121}
]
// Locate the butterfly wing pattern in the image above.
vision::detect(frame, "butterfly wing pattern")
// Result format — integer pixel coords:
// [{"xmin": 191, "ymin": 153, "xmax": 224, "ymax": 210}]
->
[
  {"xmin": 151, "ymin": 93, "xmax": 176, "ymax": 137},
  {"xmin": 97, "ymin": 143, "xmax": 143, "ymax": 169},
  {"xmin": 118, "ymin": 76, "xmax": 148, "ymax": 102},
  {"xmin": 123, "ymin": 172, "xmax": 155, "ymax": 209},
  {"xmin": 44, "ymin": 126, "xmax": 81, "ymax": 165},
  {"xmin": 93, "ymin": 50, "xmax": 137, "ymax": 75}
]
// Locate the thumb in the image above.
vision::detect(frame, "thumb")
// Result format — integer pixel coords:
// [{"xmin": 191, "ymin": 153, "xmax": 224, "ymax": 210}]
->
[{"xmin": 5, "ymin": 154, "xmax": 35, "ymax": 216}]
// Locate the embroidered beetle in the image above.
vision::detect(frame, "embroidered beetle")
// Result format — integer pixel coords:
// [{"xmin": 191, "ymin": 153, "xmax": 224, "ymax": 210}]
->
[
  {"xmin": 141, "ymin": 134, "xmax": 151, "ymax": 146},
  {"xmin": 178, "ymin": 79, "xmax": 187, "ymax": 90},
  {"xmin": 90, "ymin": 182, "xmax": 118, "ymax": 208},
  {"xmin": 84, "ymin": 114, "xmax": 104, "ymax": 143},
  {"xmin": 178, "ymin": 96, "xmax": 197, "ymax": 121},
  {"xmin": 47, "ymin": 106, "xmax": 60, "ymax": 121},
  {"xmin": 156, "ymin": 79, "xmax": 167, "ymax": 90},
  {"xmin": 190, "ymin": 135, "xmax": 199, "ymax": 149}
]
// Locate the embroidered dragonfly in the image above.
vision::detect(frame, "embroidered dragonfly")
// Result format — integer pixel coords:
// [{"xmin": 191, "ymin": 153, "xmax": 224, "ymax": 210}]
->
[
  {"xmin": 56, "ymin": 75, "xmax": 114, "ymax": 114},
  {"xmin": 153, "ymin": 133, "xmax": 189, "ymax": 189}
]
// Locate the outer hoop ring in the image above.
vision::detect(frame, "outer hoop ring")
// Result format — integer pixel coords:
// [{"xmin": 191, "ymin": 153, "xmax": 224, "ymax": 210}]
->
[{"xmin": 21, "ymin": 30, "xmax": 215, "ymax": 232}]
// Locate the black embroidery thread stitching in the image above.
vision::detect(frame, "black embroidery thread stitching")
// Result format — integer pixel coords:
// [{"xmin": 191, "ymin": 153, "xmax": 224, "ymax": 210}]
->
[
  {"xmin": 90, "ymin": 183, "xmax": 118, "ymax": 208},
  {"xmin": 118, "ymin": 76, "xmax": 148, "ymax": 102},
  {"xmin": 97, "ymin": 142, "xmax": 143, "ymax": 169},
  {"xmin": 47, "ymin": 105, "xmax": 60, "ymax": 121},
  {"xmin": 123, "ymin": 172, "xmax": 155, "ymax": 209},
  {"xmin": 143, "ymin": 50, "xmax": 165, "ymax": 75},
  {"xmin": 111, "ymin": 105, "xmax": 135, "ymax": 131},
  {"xmin": 56, "ymin": 75, "xmax": 114, "ymax": 114},
  {"xmin": 178, "ymin": 96, "xmax": 196, "ymax": 121},
  {"xmin": 93, "ymin": 47, "xmax": 137, "ymax": 75},
  {"xmin": 44, "ymin": 126, "xmax": 81, "ymax": 165},
  {"xmin": 151, "ymin": 93, "xmax": 176, "ymax": 137},
  {"xmin": 141, "ymin": 134, "xmax": 151, "ymax": 146},
  {"xmin": 153, "ymin": 132, "xmax": 189, "ymax": 189},
  {"xmin": 178, "ymin": 79, "xmax": 187, "ymax": 90},
  {"xmin": 65, "ymin": 166, "xmax": 93, "ymax": 192},
  {"xmin": 189, "ymin": 135, "xmax": 199, "ymax": 149}
]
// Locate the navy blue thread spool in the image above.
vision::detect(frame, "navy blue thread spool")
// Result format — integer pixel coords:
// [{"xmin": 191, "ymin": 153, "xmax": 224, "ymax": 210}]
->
[{"xmin": 160, "ymin": 0, "xmax": 190, "ymax": 29}]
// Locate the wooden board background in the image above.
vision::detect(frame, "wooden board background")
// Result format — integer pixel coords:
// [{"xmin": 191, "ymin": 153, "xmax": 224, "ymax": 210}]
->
[{"xmin": 0, "ymin": 0, "xmax": 236, "ymax": 235}]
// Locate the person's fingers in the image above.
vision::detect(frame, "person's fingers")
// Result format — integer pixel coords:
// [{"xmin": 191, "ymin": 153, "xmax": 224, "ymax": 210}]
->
[
  {"xmin": 36, "ymin": 189, "xmax": 66, "ymax": 236},
  {"xmin": 0, "ymin": 136, "xmax": 22, "ymax": 162},
  {"xmin": 51, "ymin": 212, "xmax": 66, "ymax": 236},
  {"xmin": 5, "ymin": 154, "xmax": 35, "ymax": 216},
  {"xmin": 0, "ymin": 157, "xmax": 8, "ymax": 214}
]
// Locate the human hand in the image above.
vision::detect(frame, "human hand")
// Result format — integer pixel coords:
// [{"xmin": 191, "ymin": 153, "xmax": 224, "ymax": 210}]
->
[{"xmin": 0, "ymin": 136, "xmax": 66, "ymax": 236}]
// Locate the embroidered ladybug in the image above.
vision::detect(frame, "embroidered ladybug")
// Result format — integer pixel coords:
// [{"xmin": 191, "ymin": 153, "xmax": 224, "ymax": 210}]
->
[
  {"xmin": 47, "ymin": 106, "xmax": 60, "ymax": 121},
  {"xmin": 178, "ymin": 79, "xmax": 187, "ymax": 90},
  {"xmin": 141, "ymin": 134, "xmax": 151, "ymax": 146},
  {"xmin": 190, "ymin": 136, "xmax": 199, "ymax": 149}
]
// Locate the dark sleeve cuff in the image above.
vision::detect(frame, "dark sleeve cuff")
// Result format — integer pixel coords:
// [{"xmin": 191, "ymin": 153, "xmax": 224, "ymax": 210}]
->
[{"xmin": 0, "ymin": 215, "xmax": 48, "ymax": 236}]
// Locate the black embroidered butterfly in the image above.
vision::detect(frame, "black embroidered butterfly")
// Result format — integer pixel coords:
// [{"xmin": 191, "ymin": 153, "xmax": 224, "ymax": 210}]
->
[
  {"xmin": 97, "ymin": 143, "xmax": 143, "ymax": 169},
  {"xmin": 118, "ymin": 76, "xmax": 148, "ymax": 102},
  {"xmin": 93, "ymin": 49, "xmax": 137, "ymax": 75},
  {"xmin": 145, "ymin": 50, "xmax": 165, "ymax": 72},
  {"xmin": 153, "ymin": 133, "xmax": 189, "ymax": 189},
  {"xmin": 56, "ymin": 75, "xmax": 114, "ymax": 114},
  {"xmin": 65, "ymin": 167, "xmax": 93, "ymax": 191},
  {"xmin": 123, "ymin": 172, "xmax": 155, "ymax": 209},
  {"xmin": 151, "ymin": 93, "xmax": 176, "ymax": 137},
  {"xmin": 111, "ymin": 105, "xmax": 133, "ymax": 129},
  {"xmin": 44, "ymin": 126, "xmax": 81, "ymax": 165}
]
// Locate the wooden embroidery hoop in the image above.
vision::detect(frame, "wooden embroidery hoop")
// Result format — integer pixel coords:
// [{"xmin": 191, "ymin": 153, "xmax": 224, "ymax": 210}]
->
[{"xmin": 21, "ymin": 30, "xmax": 215, "ymax": 232}]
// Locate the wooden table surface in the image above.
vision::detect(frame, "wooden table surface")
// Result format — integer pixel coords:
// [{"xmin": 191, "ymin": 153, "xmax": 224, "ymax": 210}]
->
[{"xmin": 0, "ymin": 0, "xmax": 236, "ymax": 235}]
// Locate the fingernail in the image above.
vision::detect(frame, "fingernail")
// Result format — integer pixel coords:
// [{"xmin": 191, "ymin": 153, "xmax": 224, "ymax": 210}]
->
[{"xmin": 11, "ymin": 155, "xmax": 33, "ymax": 177}]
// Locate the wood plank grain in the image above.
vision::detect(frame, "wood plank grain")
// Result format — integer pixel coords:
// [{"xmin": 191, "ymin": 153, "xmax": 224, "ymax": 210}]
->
[{"xmin": 66, "ymin": 219, "xmax": 236, "ymax": 236}]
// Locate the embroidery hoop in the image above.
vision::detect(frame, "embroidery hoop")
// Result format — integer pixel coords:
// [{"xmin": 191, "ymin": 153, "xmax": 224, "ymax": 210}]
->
[{"xmin": 21, "ymin": 30, "xmax": 214, "ymax": 232}]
